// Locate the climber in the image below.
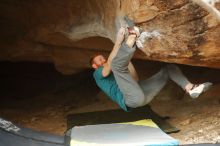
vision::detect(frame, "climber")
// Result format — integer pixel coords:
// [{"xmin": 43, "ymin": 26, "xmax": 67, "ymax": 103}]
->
[{"xmin": 90, "ymin": 25, "xmax": 213, "ymax": 111}]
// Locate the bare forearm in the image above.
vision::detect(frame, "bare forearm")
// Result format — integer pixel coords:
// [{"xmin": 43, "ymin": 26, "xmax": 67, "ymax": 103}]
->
[
  {"xmin": 107, "ymin": 27, "xmax": 125, "ymax": 67},
  {"xmin": 102, "ymin": 43, "xmax": 121, "ymax": 77},
  {"xmin": 102, "ymin": 28, "xmax": 125, "ymax": 77},
  {"xmin": 107, "ymin": 42, "xmax": 121, "ymax": 66}
]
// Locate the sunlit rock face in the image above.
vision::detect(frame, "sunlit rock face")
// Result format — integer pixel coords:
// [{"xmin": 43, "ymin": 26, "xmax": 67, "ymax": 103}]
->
[{"xmin": 0, "ymin": 0, "xmax": 219, "ymax": 74}]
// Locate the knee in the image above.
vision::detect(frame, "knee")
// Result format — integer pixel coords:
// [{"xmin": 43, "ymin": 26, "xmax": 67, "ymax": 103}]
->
[
  {"xmin": 126, "ymin": 94, "xmax": 145, "ymax": 108},
  {"xmin": 135, "ymin": 96, "xmax": 145, "ymax": 107},
  {"xmin": 133, "ymin": 96, "xmax": 145, "ymax": 108},
  {"xmin": 158, "ymin": 67, "xmax": 169, "ymax": 80},
  {"xmin": 166, "ymin": 64, "xmax": 178, "ymax": 71}
]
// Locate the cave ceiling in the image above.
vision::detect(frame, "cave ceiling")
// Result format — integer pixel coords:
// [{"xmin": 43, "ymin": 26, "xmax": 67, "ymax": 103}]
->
[{"xmin": 0, "ymin": 0, "xmax": 220, "ymax": 74}]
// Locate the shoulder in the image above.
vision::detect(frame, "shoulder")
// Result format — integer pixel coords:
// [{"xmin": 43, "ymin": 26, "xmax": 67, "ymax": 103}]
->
[{"xmin": 93, "ymin": 67, "xmax": 104, "ymax": 79}]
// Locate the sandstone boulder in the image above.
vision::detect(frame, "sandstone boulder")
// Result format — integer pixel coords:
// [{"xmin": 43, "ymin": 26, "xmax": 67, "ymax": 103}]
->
[{"xmin": 0, "ymin": 0, "xmax": 219, "ymax": 74}]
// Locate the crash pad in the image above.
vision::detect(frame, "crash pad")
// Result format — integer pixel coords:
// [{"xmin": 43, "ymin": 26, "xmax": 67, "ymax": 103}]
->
[
  {"xmin": 69, "ymin": 119, "xmax": 179, "ymax": 146},
  {"xmin": 0, "ymin": 118, "xmax": 64, "ymax": 146}
]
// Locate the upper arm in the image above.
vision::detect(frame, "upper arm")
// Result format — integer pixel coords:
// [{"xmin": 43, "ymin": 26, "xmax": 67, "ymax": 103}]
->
[{"xmin": 102, "ymin": 63, "xmax": 111, "ymax": 77}]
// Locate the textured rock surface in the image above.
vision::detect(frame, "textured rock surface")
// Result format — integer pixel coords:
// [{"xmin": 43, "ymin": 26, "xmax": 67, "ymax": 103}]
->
[{"xmin": 0, "ymin": 0, "xmax": 220, "ymax": 74}]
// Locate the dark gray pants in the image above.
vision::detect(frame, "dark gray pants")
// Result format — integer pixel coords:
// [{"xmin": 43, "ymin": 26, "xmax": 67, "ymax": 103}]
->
[{"xmin": 111, "ymin": 43, "xmax": 190, "ymax": 108}]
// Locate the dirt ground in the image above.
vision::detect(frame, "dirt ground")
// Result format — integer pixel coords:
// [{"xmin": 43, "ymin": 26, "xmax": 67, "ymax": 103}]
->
[{"xmin": 0, "ymin": 61, "xmax": 219, "ymax": 145}]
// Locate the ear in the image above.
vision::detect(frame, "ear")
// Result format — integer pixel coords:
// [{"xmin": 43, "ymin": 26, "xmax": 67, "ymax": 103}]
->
[{"xmin": 92, "ymin": 63, "xmax": 98, "ymax": 69}]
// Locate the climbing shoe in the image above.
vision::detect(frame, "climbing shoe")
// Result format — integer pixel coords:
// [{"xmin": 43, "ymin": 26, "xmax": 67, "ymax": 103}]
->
[{"xmin": 188, "ymin": 82, "xmax": 213, "ymax": 98}]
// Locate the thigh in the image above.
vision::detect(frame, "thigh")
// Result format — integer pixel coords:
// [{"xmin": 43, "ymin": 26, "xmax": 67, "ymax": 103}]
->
[
  {"xmin": 138, "ymin": 68, "xmax": 168, "ymax": 98},
  {"xmin": 112, "ymin": 70, "xmax": 145, "ymax": 108},
  {"xmin": 111, "ymin": 43, "xmax": 145, "ymax": 108}
]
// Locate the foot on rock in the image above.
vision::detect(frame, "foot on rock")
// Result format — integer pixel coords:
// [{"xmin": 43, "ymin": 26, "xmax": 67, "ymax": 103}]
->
[{"xmin": 188, "ymin": 82, "xmax": 213, "ymax": 98}]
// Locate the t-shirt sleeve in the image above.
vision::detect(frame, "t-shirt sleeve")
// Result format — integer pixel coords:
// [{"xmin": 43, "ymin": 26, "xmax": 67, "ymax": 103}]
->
[
  {"xmin": 93, "ymin": 67, "xmax": 111, "ymax": 80},
  {"xmin": 93, "ymin": 67, "xmax": 104, "ymax": 80}
]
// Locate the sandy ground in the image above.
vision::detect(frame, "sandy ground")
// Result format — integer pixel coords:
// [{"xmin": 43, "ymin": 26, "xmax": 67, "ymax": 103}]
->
[
  {"xmin": 1, "ymin": 84, "xmax": 219, "ymax": 145},
  {"xmin": 152, "ymin": 91, "xmax": 220, "ymax": 144},
  {"xmin": 0, "ymin": 61, "xmax": 220, "ymax": 145}
]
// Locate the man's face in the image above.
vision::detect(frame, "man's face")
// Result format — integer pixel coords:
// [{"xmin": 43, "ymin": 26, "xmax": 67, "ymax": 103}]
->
[{"xmin": 92, "ymin": 55, "xmax": 106, "ymax": 69}]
